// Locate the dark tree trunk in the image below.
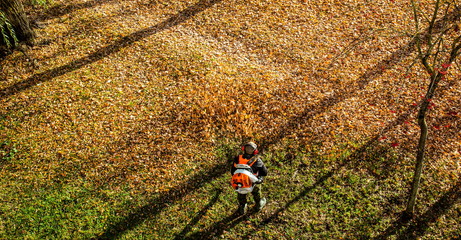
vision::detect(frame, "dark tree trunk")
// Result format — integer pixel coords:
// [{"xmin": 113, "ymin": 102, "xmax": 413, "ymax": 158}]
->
[
  {"xmin": 405, "ymin": 97, "xmax": 430, "ymax": 218},
  {"xmin": 0, "ymin": 0, "xmax": 35, "ymax": 45}
]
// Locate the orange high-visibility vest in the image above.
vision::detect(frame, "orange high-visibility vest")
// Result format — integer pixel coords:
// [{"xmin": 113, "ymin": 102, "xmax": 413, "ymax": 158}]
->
[{"xmin": 234, "ymin": 155, "xmax": 257, "ymax": 168}]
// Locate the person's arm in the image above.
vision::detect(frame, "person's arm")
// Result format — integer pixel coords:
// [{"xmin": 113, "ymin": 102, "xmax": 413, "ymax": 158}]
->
[
  {"xmin": 253, "ymin": 158, "xmax": 267, "ymax": 184},
  {"xmin": 253, "ymin": 158, "xmax": 267, "ymax": 177}
]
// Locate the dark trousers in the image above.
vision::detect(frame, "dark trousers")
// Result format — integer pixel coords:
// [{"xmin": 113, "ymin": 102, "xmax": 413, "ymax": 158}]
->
[{"xmin": 237, "ymin": 184, "xmax": 262, "ymax": 205}]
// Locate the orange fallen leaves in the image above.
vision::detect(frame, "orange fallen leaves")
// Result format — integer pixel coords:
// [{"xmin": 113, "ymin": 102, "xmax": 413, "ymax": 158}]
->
[{"xmin": 0, "ymin": 0, "xmax": 459, "ymax": 195}]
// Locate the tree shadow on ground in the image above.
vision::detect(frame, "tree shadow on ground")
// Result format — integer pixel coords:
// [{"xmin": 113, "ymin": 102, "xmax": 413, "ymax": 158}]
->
[
  {"xmin": 260, "ymin": 39, "xmax": 413, "ymax": 151},
  {"xmin": 259, "ymin": 6, "xmax": 461, "ymax": 151},
  {"xmin": 375, "ymin": 178, "xmax": 461, "ymax": 240},
  {"xmin": 33, "ymin": 0, "xmax": 116, "ymax": 22},
  {"xmin": 173, "ymin": 188, "xmax": 222, "ymax": 240},
  {"xmin": 349, "ymin": 75, "xmax": 458, "ymax": 181},
  {"xmin": 95, "ymin": 139, "xmax": 237, "ymax": 239},
  {"xmin": 0, "ymin": 0, "xmax": 223, "ymax": 99},
  {"xmin": 95, "ymin": 158, "xmax": 230, "ymax": 239},
  {"xmin": 181, "ymin": 209, "xmax": 256, "ymax": 240}
]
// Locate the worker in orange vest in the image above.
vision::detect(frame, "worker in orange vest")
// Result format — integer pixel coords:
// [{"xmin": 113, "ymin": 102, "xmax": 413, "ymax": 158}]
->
[{"xmin": 230, "ymin": 142, "xmax": 267, "ymax": 215}]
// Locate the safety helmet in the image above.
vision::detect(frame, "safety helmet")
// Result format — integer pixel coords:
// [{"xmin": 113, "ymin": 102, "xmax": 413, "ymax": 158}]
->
[{"xmin": 242, "ymin": 142, "xmax": 259, "ymax": 155}]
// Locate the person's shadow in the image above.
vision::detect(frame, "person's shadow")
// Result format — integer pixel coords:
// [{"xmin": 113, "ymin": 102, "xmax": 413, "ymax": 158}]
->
[
  {"xmin": 173, "ymin": 188, "xmax": 222, "ymax": 240},
  {"xmin": 181, "ymin": 203, "xmax": 259, "ymax": 240}
]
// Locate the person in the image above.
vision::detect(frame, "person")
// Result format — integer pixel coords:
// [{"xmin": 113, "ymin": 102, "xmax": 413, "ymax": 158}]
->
[{"xmin": 230, "ymin": 142, "xmax": 268, "ymax": 215}]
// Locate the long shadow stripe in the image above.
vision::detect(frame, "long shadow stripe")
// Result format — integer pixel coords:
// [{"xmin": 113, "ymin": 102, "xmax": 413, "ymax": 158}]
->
[
  {"xmin": 1, "ymin": 0, "xmax": 223, "ymax": 99},
  {"xmin": 174, "ymin": 188, "xmax": 225, "ymax": 240},
  {"xmin": 96, "ymin": 161, "xmax": 228, "ymax": 239},
  {"xmin": 260, "ymin": 7, "xmax": 461, "ymax": 150}
]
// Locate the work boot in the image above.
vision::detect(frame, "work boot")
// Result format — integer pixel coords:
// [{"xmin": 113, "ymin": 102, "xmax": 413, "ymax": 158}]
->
[
  {"xmin": 256, "ymin": 198, "xmax": 266, "ymax": 211},
  {"xmin": 238, "ymin": 204, "xmax": 247, "ymax": 215}
]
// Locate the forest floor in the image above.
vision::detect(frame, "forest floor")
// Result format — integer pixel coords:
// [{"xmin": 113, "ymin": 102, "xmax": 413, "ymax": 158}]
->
[{"xmin": 1, "ymin": 0, "xmax": 460, "ymax": 239}]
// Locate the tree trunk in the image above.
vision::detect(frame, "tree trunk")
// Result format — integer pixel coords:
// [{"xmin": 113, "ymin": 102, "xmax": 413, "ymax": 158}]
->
[
  {"xmin": 0, "ymin": 0, "xmax": 35, "ymax": 45},
  {"xmin": 405, "ymin": 73, "xmax": 442, "ymax": 218},
  {"xmin": 405, "ymin": 112, "xmax": 428, "ymax": 218}
]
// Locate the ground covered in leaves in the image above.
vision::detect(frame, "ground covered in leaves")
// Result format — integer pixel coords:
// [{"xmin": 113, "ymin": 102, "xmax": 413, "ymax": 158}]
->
[{"xmin": 1, "ymin": 0, "xmax": 460, "ymax": 239}]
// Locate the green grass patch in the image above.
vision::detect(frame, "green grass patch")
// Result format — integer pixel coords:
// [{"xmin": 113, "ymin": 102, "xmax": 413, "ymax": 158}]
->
[
  {"xmin": 0, "ymin": 179, "xmax": 140, "ymax": 239},
  {"xmin": 0, "ymin": 137, "xmax": 459, "ymax": 239}
]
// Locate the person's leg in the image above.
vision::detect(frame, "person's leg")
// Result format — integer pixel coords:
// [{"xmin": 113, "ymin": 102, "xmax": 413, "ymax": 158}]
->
[
  {"xmin": 252, "ymin": 185, "xmax": 266, "ymax": 211},
  {"xmin": 237, "ymin": 193, "xmax": 247, "ymax": 214},
  {"xmin": 252, "ymin": 184, "xmax": 262, "ymax": 203}
]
